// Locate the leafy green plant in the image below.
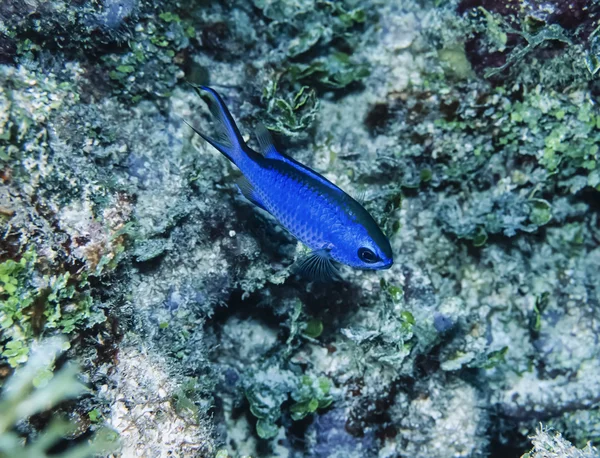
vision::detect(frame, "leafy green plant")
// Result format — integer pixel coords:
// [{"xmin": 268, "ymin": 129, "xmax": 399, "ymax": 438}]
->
[
  {"xmin": 0, "ymin": 248, "xmax": 106, "ymax": 367},
  {"xmin": 102, "ymin": 10, "xmax": 194, "ymax": 100},
  {"xmin": 263, "ymin": 81, "xmax": 320, "ymax": 137},
  {"xmin": 0, "ymin": 338, "xmax": 119, "ymax": 457},
  {"xmin": 244, "ymin": 366, "xmax": 295, "ymax": 439},
  {"xmin": 585, "ymin": 25, "xmax": 600, "ymax": 76},
  {"xmin": 477, "ymin": 8, "xmax": 572, "ymax": 79},
  {"xmin": 289, "ymin": 52, "xmax": 370, "ymax": 90},
  {"xmin": 475, "ymin": 346, "xmax": 509, "ymax": 370},
  {"xmin": 497, "ymin": 88, "xmax": 599, "ymax": 192},
  {"xmin": 244, "ymin": 366, "xmax": 335, "ymax": 440},
  {"xmin": 289, "ymin": 375, "xmax": 333, "ymax": 421},
  {"xmin": 341, "ymin": 300, "xmax": 416, "ymax": 368},
  {"xmin": 302, "ymin": 318, "xmax": 323, "ymax": 339},
  {"xmin": 386, "ymin": 284, "xmax": 404, "ymax": 304},
  {"xmin": 437, "ymin": 192, "xmax": 556, "ymax": 245}
]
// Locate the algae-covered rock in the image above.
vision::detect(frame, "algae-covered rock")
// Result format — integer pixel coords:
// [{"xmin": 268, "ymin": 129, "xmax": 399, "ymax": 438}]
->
[
  {"xmin": 523, "ymin": 425, "xmax": 599, "ymax": 458},
  {"xmin": 1, "ymin": 0, "xmax": 599, "ymax": 456}
]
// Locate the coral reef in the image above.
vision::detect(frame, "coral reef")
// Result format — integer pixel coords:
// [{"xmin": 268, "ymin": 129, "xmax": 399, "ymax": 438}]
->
[
  {"xmin": 522, "ymin": 425, "xmax": 598, "ymax": 458},
  {"xmin": 1, "ymin": 0, "xmax": 599, "ymax": 457}
]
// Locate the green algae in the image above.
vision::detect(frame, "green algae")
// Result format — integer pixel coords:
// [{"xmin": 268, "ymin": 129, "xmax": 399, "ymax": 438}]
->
[
  {"xmin": 1, "ymin": 0, "xmax": 600, "ymax": 456},
  {"xmin": 0, "ymin": 249, "xmax": 104, "ymax": 368},
  {"xmin": 244, "ymin": 365, "xmax": 334, "ymax": 439},
  {"xmin": 263, "ymin": 81, "xmax": 320, "ymax": 137},
  {"xmin": 0, "ymin": 338, "xmax": 119, "ymax": 458}
]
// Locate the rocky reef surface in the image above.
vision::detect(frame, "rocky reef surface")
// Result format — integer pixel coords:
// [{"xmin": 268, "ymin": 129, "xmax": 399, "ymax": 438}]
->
[{"xmin": 1, "ymin": 0, "xmax": 599, "ymax": 457}]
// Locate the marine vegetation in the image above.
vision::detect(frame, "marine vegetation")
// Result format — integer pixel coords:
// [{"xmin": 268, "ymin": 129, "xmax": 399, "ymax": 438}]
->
[
  {"xmin": 0, "ymin": 338, "xmax": 119, "ymax": 458},
  {"xmin": 0, "ymin": 0, "xmax": 599, "ymax": 457}
]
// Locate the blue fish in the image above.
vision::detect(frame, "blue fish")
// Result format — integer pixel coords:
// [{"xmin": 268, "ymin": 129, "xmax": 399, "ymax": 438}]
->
[{"xmin": 186, "ymin": 86, "xmax": 393, "ymax": 280}]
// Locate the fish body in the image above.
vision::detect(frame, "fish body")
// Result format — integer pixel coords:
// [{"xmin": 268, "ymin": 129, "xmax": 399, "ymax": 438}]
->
[{"xmin": 187, "ymin": 86, "xmax": 393, "ymax": 278}]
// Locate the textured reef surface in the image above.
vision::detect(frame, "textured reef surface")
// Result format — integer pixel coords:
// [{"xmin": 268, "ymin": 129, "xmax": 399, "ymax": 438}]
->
[{"xmin": 1, "ymin": 0, "xmax": 600, "ymax": 457}]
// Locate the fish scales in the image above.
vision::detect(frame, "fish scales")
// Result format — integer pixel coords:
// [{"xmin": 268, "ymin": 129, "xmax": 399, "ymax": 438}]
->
[
  {"xmin": 252, "ymin": 165, "xmax": 345, "ymax": 249},
  {"xmin": 185, "ymin": 86, "xmax": 393, "ymax": 279}
]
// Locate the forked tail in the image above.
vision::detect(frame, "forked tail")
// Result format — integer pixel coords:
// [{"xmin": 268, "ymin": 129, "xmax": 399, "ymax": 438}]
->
[{"xmin": 185, "ymin": 85, "xmax": 256, "ymax": 166}]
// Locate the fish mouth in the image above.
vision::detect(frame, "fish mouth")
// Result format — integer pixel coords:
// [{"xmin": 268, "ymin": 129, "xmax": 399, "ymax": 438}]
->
[{"xmin": 380, "ymin": 259, "xmax": 393, "ymax": 270}]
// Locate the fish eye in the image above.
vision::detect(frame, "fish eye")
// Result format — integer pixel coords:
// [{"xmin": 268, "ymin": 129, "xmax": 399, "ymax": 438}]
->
[{"xmin": 358, "ymin": 247, "xmax": 378, "ymax": 263}]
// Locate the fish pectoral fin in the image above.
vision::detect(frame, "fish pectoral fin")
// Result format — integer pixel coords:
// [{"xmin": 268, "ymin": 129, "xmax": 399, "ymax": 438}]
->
[
  {"xmin": 296, "ymin": 248, "xmax": 339, "ymax": 282},
  {"xmin": 255, "ymin": 124, "xmax": 280, "ymax": 159},
  {"xmin": 353, "ymin": 189, "xmax": 366, "ymax": 205},
  {"xmin": 236, "ymin": 176, "xmax": 269, "ymax": 212}
]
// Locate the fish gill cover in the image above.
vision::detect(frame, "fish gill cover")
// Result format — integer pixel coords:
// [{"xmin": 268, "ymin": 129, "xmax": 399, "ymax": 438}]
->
[{"xmin": 0, "ymin": 0, "xmax": 599, "ymax": 457}]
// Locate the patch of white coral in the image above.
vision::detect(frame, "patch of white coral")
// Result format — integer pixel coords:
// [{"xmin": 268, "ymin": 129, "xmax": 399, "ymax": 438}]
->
[
  {"xmin": 523, "ymin": 425, "xmax": 598, "ymax": 458},
  {"xmin": 387, "ymin": 377, "xmax": 488, "ymax": 458},
  {"xmin": 104, "ymin": 342, "xmax": 214, "ymax": 458}
]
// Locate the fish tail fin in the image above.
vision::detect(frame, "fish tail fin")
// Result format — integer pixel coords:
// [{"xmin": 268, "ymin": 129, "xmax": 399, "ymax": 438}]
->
[{"xmin": 188, "ymin": 85, "xmax": 252, "ymax": 166}]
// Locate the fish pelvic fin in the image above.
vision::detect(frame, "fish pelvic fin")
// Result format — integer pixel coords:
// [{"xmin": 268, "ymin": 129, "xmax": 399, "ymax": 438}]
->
[
  {"xmin": 188, "ymin": 85, "xmax": 258, "ymax": 166},
  {"xmin": 296, "ymin": 248, "xmax": 339, "ymax": 282}
]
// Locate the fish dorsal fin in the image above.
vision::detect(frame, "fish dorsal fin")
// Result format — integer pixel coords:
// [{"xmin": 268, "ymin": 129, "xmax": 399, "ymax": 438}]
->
[
  {"xmin": 255, "ymin": 124, "xmax": 280, "ymax": 159},
  {"xmin": 236, "ymin": 176, "xmax": 270, "ymax": 213},
  {"xmin": 255, "ymin": 124, "xmax": 345, "ymax": 198},
  {"xmin": 296, "ymin": 248, "xmax": 339, "ymax": 282}
]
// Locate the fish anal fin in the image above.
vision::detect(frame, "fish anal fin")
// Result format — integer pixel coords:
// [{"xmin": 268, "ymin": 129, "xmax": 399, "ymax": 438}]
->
[
  {"xmin": 236, "ymin": 176, "xmax": 268, "ymax": 212},
  {"xmin": 296, "ymin": 248, "xmax": 339, "ymax": 282},
  {"xmin": 255, "ymin": 124, "xmax": 280, "ymax": 159}
]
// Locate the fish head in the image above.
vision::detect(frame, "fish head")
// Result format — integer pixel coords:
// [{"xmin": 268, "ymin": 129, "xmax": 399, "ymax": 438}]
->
[{"xmin": 330, "ymin": 212, "xmax": 394, "ymax": 270}]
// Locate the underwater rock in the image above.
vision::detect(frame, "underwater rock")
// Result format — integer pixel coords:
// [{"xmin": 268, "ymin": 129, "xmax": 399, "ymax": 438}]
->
[
  {"xmin": 93, "ymin": 0, "xmax": 137, "ymax": 30},
  {"xmin": 433, "ymin": 312, "xmax": 454, "ymax": 333},
  {"xmin": 308, "ymin": 409, "xmax": 377, "ymax": 458},
  {"xmin": 1, "ymin": 0, "xmax": 599, "ymax": 457},
  {"xmin": 0, "ymin": 33, "xmax": 16, "ymax": 65},
  {"xmin": 391, "ymin": 377, "xmax": 488, "ymax": 458},
  {"xmin": 524, "ymin": 425, "xmax": 598, "ymax": 458}
]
